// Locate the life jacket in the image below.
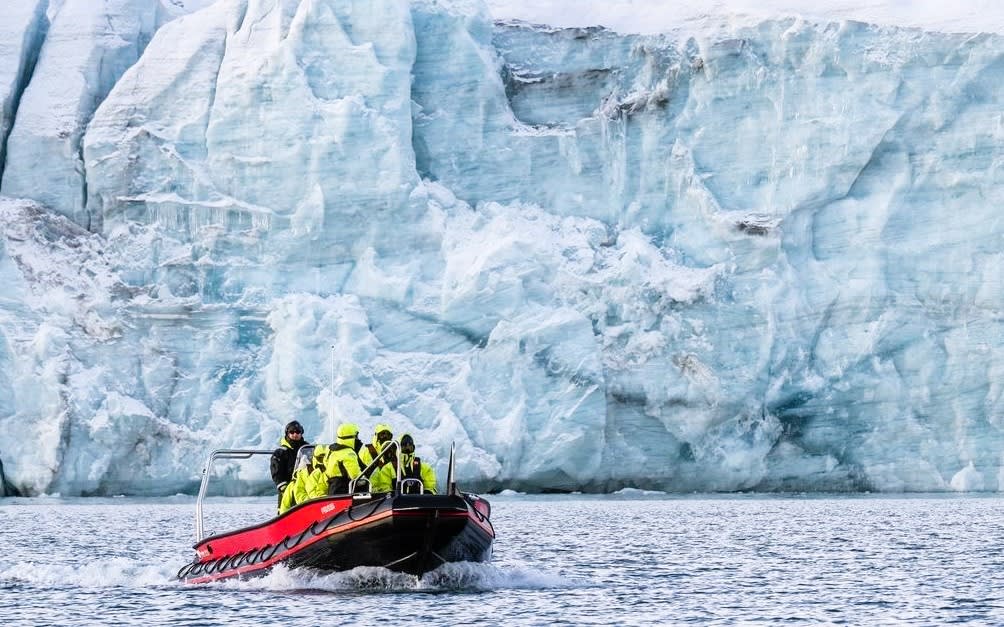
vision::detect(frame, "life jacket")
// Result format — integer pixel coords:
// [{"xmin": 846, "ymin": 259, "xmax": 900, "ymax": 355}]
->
[
  {"xmin": 324, "ymin": 442, "xmax": 361, "ymax": 495},
  {"xmin": 401, "ymin": 454, "xmax": 424, "ymax": 494}
]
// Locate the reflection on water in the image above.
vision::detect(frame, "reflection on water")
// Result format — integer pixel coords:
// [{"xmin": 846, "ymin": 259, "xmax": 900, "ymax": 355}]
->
[{"xmin": 1, "ymin": 494, "xmax": 1004, "ymax": 625}]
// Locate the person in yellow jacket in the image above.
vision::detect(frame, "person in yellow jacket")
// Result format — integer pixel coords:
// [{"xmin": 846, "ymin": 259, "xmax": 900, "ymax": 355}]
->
[
  {"xmin": 323, "ymin": 423, "xmax": 363, "ymax": 495},
  {"xmin": 278, "ymin": 444, "xmax": 327, "ymax": 514},
  {"xmin": 372, "ymin": 433, "xmax": 436, "ymax": 494},
  {"xmin": 359, "ymin": 423, "xmax": 393, "ymax": 469},
  {"xmin": 301, "ymin": 444, "xmax": 332, "ymax": 501}
]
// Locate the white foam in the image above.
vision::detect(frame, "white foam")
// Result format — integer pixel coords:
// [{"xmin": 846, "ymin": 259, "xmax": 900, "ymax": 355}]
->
[
  {"xmin": 211, "ymin": 562, "xmax": 582, "ymax": 592},
  {"xmin": 0, "ymin": 558, "xmax": 581, "ymax": 592},
  {"xmin": 0, "ymin": 557, "xmax": 179, "ymax": 588}
]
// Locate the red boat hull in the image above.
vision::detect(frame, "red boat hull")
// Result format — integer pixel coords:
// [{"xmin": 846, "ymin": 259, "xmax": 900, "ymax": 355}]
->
[{"xmin": 178, "ymin": 493, "xmax": 494, "ymax": 583}]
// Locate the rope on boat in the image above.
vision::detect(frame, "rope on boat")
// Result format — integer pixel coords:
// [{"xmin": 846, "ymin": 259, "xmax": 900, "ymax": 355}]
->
[
  {"xmin": 348, "ymin": 497, "xmax": 384, "ymax": 522},
  {"xmin": 285, "ymin": 528, "xmax": 310, "ymax": 550},
  {"xmin": 179, "ymin": 495, "xmax": 401, "ymax": 581}
]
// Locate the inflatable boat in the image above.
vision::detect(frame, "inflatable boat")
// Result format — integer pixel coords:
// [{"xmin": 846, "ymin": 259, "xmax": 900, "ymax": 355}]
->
[{"xmin": 178, "ymin": 443, "xmax": 494, "ymax": 583}]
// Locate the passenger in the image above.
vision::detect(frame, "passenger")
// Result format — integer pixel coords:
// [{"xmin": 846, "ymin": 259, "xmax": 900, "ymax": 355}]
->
[
  {"xmin": 373, "ymin": 433, "xmax": 437, "ymax": 494},
  {"xmin": 368, "ymin": 435, "xmax": 399, "ymax": 494},
  {"xmin": 400, "ymin": 434, "xmax": 437, "ymax": 494},
  {"xmin": 359, "ymin": 423, "xmax": 394, "ymax": 469},
  {"xmin": 299, "ymin": 444, "xmax": 331, "ymax": 502},
  {"xmin": 270, "ymin": 420, "xmax": 308, "ymax": 508},
  {"xmin": 369, "ymin": 451, "xmax": 395, "ymax": 494},
  {"xmin": 278, "ymin": 444, "xmax": 324, "ymax": 515},
  {"xmin": 323, "ymin": 423, "xmax": 363, "ymax": 495}
]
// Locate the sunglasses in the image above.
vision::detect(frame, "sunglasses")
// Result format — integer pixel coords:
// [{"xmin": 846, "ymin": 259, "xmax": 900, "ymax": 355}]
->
[{"xmin": 287, "ymin": 430, "xmax": 303, "ymax": 435}]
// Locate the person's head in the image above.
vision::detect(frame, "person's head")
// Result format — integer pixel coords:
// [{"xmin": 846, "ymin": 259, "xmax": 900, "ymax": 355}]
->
[
  {"xmin": 336, "ymin": 423, "xmax": 359, "ymax": 447},
  {"xmin": 400, "ymin": 433, "xmax": 415, "ymax": 455},
  {"xmin": 374, "ymin": 423, "xmax": 393, "ymax": 446},
  {"xmin": 285, "ymin": 420, "xmax": 304, "ymax": 441}
]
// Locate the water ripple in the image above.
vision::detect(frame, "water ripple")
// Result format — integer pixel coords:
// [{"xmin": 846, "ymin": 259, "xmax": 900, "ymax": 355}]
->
[{"xmin": 1, "ymin": 495, "xmax": 1004, "ymax": 625}]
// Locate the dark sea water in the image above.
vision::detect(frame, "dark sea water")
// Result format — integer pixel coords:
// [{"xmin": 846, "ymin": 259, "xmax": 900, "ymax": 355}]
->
[{"xmin": 1, "ymin": 493, "xmax": 1003, "ymax": 625}]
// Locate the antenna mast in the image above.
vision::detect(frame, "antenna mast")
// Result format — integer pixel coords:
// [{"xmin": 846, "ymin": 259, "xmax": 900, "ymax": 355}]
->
[{"xmin": 329, "ymin": 344, "xmax": 336, "ymax": 442}]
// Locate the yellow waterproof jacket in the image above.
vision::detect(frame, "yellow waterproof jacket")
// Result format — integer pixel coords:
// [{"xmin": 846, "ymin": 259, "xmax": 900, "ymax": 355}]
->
[
  {"xmin": 359, "ymin": 423, "xmax": 393, "ymax": 468},
  {"xmin": 278, "ymin": 471, "xmax": 301, "ymax": 514},
  {"xmin": 278, "ymin": 445, "xmax": 328, "ymax": 514},
  {"xmin": 359, "ymin": 442, "xmax": 381, "ymax": 468},
  {"xmin": 370, "ymin": 461, "xmax": 395, "ymax": 493},
  {"xmin": 403, "ymin": 453, "xmax": 437, "ymax": 494},
  {"xmin": 372, "ymin": 452, "xmax": 436, "ymax": 494},
  {"xmin": 324, "ymin": 443, "xmax": 362, "ymax": 482},
  {"xmin": 303, "ymin": 467, "xmax": 329, "ymax": 500}
]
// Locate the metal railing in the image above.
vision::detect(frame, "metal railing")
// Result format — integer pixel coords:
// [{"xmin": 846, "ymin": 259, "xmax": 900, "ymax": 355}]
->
[
  {"xmin": 195, "ymin": 449, "xmax": 273, "ymax": 542},
  {"xmin": 446, "ymin": 442, "xmax": 457, "ymax": 496},
  {"xmin": 348, "ymin": 440, "xmax": 398, "ymax": 494},
  {"xmin": 349, "ymin": 440, "xmax": 459, "ymax": 496}
]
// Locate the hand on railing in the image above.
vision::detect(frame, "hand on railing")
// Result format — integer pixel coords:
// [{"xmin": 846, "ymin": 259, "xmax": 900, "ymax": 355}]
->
[{"xmin": 350, "ymin": 440, "xmax": 399, "ymax": 494}]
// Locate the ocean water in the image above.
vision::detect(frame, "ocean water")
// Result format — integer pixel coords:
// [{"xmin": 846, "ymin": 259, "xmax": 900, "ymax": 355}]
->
[{"xmin": 1, "ymin": 493, "xmax": 1003, "ymax": 625}]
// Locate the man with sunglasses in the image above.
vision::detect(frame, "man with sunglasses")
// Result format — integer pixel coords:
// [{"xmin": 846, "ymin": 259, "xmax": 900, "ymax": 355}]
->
[{"xmin": 270, "ymin": 420, "xmax": 309, "ymax": 507}]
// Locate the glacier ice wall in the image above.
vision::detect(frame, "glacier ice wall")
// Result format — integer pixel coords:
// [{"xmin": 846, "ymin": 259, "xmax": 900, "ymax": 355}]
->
[
  {"xmin": 0, "ymin": 0, "xmax": 1003, "ymax": 495},
  {"xmin": 84, "ymin": 0, "xmax": 425, "ymax": 271},
  {"xmin": 0, "ymin": 0, "xmax": 213, "ymax": 227},
  {"xmin": 0, "ymin": 0, "xmax": 48, "ymax": 178},
  {"xmin": 0, "ymin": 0, "xmax": 163, "ymax": 229}
]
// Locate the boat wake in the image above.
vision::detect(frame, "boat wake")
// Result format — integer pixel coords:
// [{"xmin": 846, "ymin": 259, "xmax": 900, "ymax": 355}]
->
[
  {"xmin": 0, "ymin": 557, "xmax": 179, "ymax": 589},
  {"xmin": 0, "ymin": 558, "xmax": 582, "ymax": 593},
  {"xmin": 214, "ymin": 561, "xmax": 584, "ymax": 592}
]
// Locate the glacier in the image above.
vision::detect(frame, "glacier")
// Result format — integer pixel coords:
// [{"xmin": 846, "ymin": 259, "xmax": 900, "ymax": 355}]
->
[{"xmin": 0, "ymin": 0, "xmax": 1002, "ymax": 496}]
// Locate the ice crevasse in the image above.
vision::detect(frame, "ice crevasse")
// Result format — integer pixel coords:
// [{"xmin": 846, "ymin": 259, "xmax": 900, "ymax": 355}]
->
[{"xmin": 0, "ymin": 0, "xmax": 1002, "ymax": 495}]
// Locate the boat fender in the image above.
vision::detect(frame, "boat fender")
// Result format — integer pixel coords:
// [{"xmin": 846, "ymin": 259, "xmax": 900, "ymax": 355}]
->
[
  {"xmin": 287, "ymin": 528, "xmax": 310, "ymax": 549},
  {"xmin": 216, "ymin": 556, "xmax": 232, "ymax": 573},
  {"xmin": 244, "ymin": 549, "xmax": 257, "ymax": 565},
  {"xmin": 264, "ymin": 541, "xmax": 283, "ymax": 561},
  {"xmin": 322, "ymin": 514, "xmax": 342, "ymax": 532},
  {"xmin": 231, "ymin": 553, "xmax": 249, "ymax": 570},
  {"xmin": 222, "ymin": 554, "xmax": 240, "ymax": 572},
  {"xmin": 235, "ymin": 550, "xmax": 253, "ymax": 568},
  {"xmin": 254, "ymin": 546, "xmax": 272, "ymax": 563},
  {"xmin": 310, "ymin": 520, "xmax": 328, "ymax": 536},
  {"xmin": 348, "ymin": 498, "xmax": 383, "ymax": 521}
]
